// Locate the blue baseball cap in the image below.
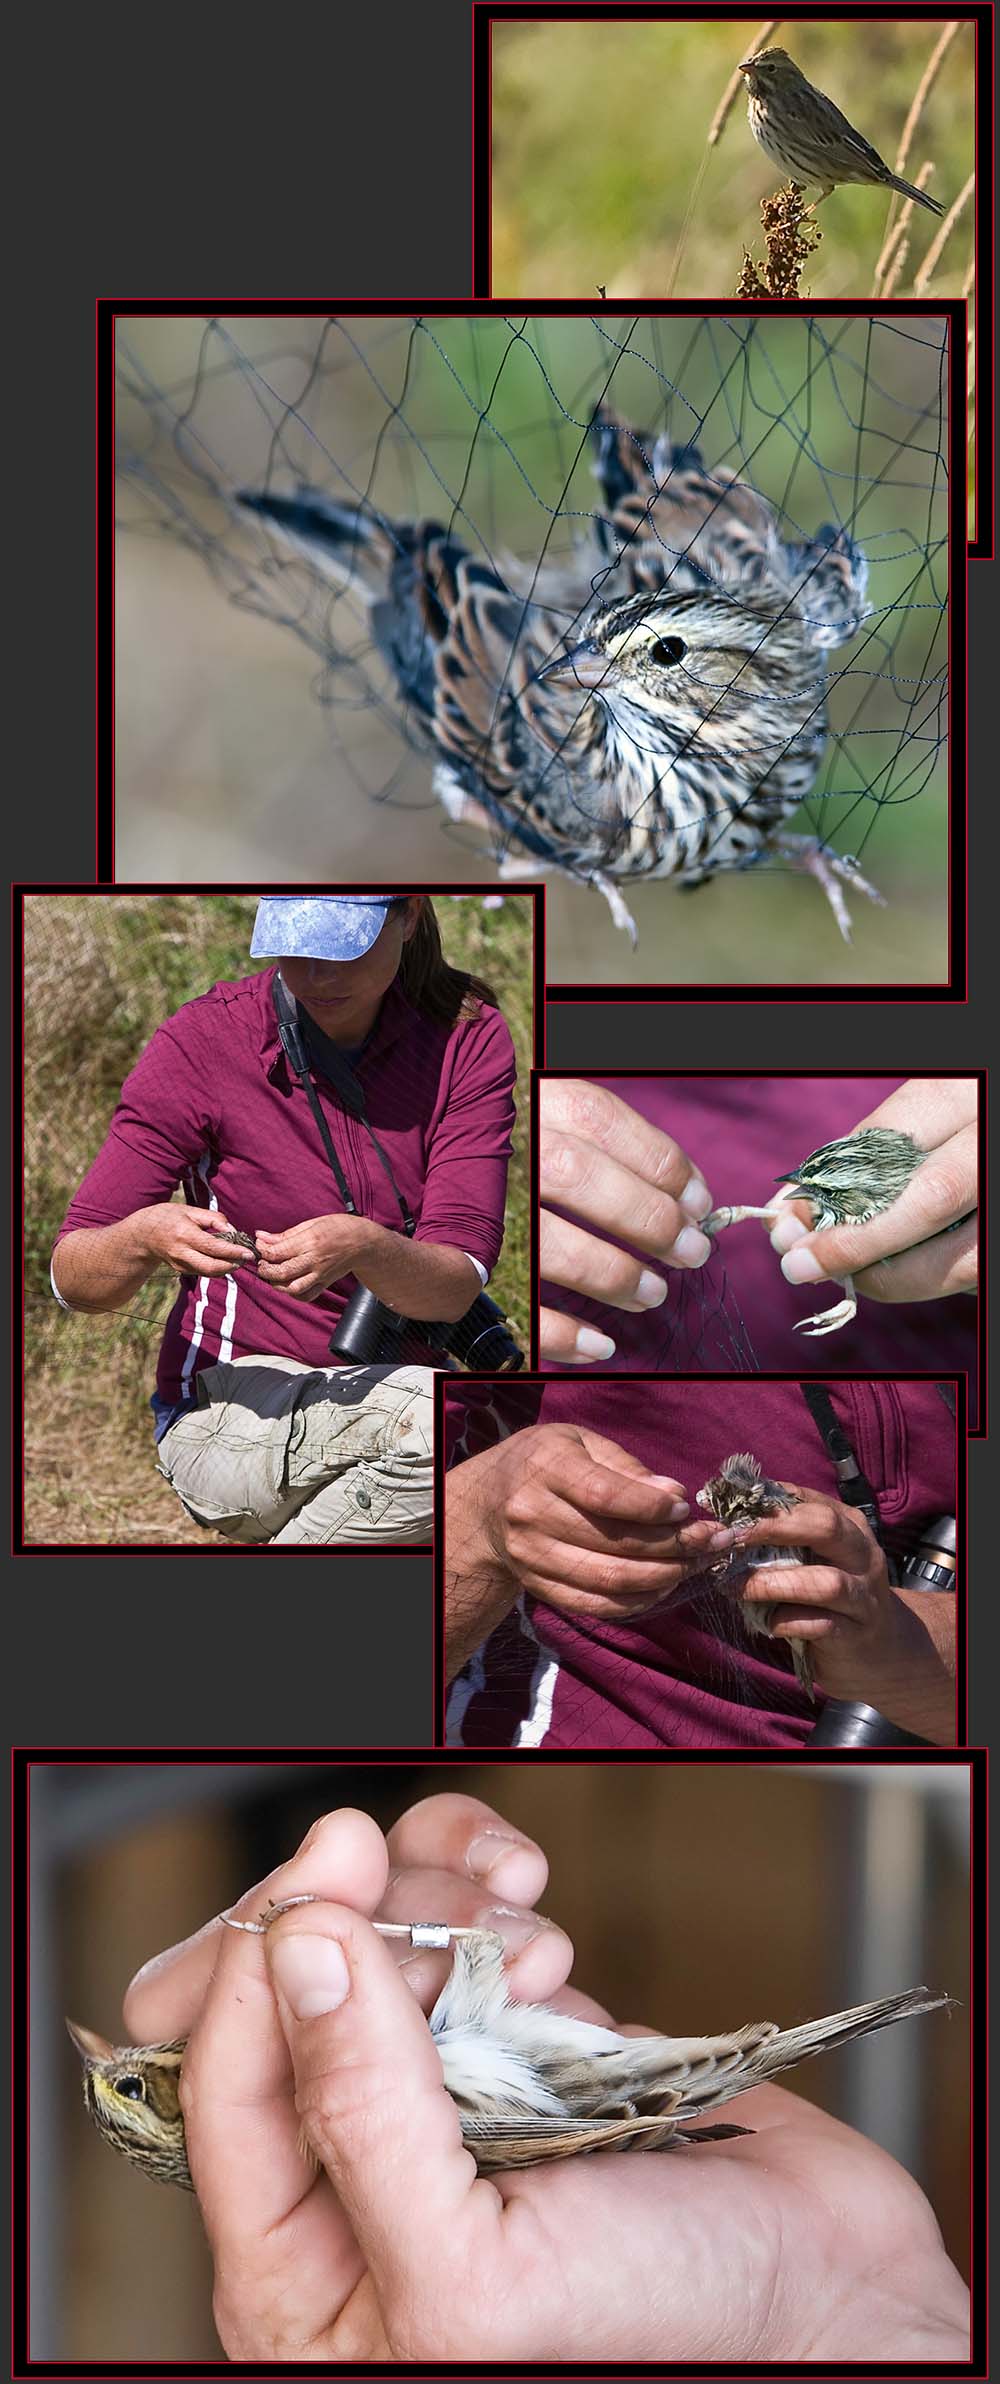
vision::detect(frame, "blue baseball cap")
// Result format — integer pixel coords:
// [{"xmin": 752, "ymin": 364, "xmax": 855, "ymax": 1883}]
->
[{"xmin": 250, "ymin": 896, "xmax": 394, "ymax": 960}]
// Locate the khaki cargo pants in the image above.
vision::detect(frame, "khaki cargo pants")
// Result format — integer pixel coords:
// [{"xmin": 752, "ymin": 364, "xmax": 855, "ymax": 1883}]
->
[{"xmin": 157, "ymin": 1356, "xmax": 434, "ymax": 1545}]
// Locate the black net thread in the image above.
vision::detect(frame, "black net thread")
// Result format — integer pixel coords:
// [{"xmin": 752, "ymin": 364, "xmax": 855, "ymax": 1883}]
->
[{"xmin": 116, "ymin": 314, "xmax": 949, "ymax": 954}]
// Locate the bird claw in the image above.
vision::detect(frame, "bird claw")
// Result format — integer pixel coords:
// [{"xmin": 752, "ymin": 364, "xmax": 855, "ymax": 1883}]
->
[
  {"xmin": 792, "ymin": 1283, "xmax": 858, "ymax": 1337},
  {"xmin": 590, "ymin": 873, "xmax": 639, "ymax": 945},
  {"xmin": 772, "ymin": 836, "xmax": 886, "ymax": 943}
]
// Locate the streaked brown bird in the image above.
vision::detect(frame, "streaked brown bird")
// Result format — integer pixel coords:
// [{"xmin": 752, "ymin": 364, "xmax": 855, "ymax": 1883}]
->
[
  {"xmin": 739, "ymin": 48, "xmax": 945, "ymax": 215},
  {"xmin": 706, "ymin": 1125, "xmax": 925, "ymax": 1336},
  {"xmin": 68, "ymin": 1926, "xmax": 948, "ymax": 2180},
  {"xmin": 236, "ymin": 402, "xmax": 877, "ymax": 944},
  {"xmin": 697, "ymin": 1449, "xmax": 813, "ymax": 1697}
]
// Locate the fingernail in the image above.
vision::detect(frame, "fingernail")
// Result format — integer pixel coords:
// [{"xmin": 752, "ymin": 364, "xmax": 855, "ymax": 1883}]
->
[
  {"xmin": 708, "ymin": 1526, "xmax": 736, "ymax": 1550},
  {"xmin": 635, "ymin": 1270, "xmax": 668, "ymax": 1307},
  {"xmin": 669, "ymin": 1227, "xmax": 712, "ymax": 1269},
  {"xmin": 680, "ymin": 1177, "xmax": 713, "ymax": 1221},
  {"xmin": 770, "ymin": 1213, "xmax": 808, "ymax": 1254},
  {"xmin": 269, "ymin": 1932, "xmax": 350, "ymax": 2018},
  {"xmin": 781, "ymin": 1245, "xmax": 825, "ymax": 1284},
  {"xmin": 668, "ymin": 1499, "xmax": 690, "ymax": 1520},
  {"xmin": 572, "ymin": 1325, "xmax": 617, "ymax": 1359},
  {"xmin": 484, "ymin": 1907, "xmax": 549, "ymax": 1951},
  {"xmin": 466, "ymin": 1833, "xmax": 542, "ymax": 1900}
]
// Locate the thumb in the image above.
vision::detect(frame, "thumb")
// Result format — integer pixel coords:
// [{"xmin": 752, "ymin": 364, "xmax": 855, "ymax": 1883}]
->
[{"xmin": 265, "ymin": 1905, "xmax": 484, "ymax": 2310}]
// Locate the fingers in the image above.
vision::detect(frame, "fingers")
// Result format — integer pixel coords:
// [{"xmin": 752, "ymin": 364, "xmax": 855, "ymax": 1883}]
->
[
  {"xmin": 539, "ymin": 1305, "xmax": 618, "ymax": 1364},
  {"xmin": 851, "ymin": 1213, "xmax": 978, "ymax": 1306},
  {"xmin": 125, "ymin": 1797, "xmax": 555, "ymax": 2046},
  {"xmin": 519, "ymin": 1430, "xmax": 689, "ymax": 1529},
  {"xmin": 851, "ymin": 1077, "xmax": 979, "ymax": 1146},
  {"xmin": 731, "ymin": 1493, "xmax": 874, "ymax": 1574},
  {"xmin": 265, "ymin": 1906, "xmax": 487, "ymax": 2338},
  {"xmin": 541, "ymin": 1212, "xmax": 670, "ymax": 1311},
  {"xmin": 540, "ymin": 1146, "xmax": 712, "ymax": 1276},
  {"xmin": 377, "ymin": 1867, "xmax": 573, "ymax": 2007},
  {"xmin": 775, "ymin": 1124, "xmax": 977, "ymax": 1294},
  {"xmin": 386, "ymin": 1794, "xmax": 548, "ymax": 1905},
  {"xmin": 179, "ymin": 1812, "xmax": 389, "ymax": 2231},
  {"xmin": 540, "ymin": 1079, "xmax": 712, "ymax": 1218},
  {"xmin": 742, "ymin": 1563, "xmax": 861, "ymax": 1618}
]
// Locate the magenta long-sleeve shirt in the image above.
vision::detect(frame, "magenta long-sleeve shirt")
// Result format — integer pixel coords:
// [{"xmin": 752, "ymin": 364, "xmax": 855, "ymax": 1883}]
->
[
  {"xmin": 445, "ymin": 1377, "xmax": 958, "ymax": 1750},
  {"xmin": 55, "ymin": 970, "xmax": 516, "ymax": 1404}
]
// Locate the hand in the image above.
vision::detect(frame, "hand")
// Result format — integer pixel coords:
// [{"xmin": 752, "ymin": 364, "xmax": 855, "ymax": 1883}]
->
[
  {"xmin": 458, "ymin": 1421, "xmax": 719, "ymax": 1622},
  {"xmin": 715, "ymin": 1485, "xmax": 956, "ymax": 1724},
  {"xmin": 771, "ymin": 1079, "xmax": 979, "ymax": 1306},
  {"xmin": 134, "ymin": 1205, "xmax": 257, "ymax": 1280},
  {"xmin": 126, "ymin": 1807, "xmax": 969, "ymax": 2363},
  {"xmin": 254, "ymin": 1215, "xmax": 375, "ymax": 1301},
  {"xmin": 539, "ymin": 1080, "xmax": 714, "ymax": 1363}
]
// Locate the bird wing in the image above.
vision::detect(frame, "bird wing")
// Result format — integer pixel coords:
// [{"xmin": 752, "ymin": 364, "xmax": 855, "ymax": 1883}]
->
[{"xmin": 813, "ymin": 89, "xmax": 896, "ymax": 180}]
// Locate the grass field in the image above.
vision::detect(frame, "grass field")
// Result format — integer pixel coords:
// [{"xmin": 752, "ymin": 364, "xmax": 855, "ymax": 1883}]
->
[{"xmin": 23, "ymin": 894, "xmax": 534, "ymax": 1546}]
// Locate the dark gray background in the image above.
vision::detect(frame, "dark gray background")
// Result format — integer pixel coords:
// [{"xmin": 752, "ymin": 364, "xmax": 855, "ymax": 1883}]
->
[{"xmin": 7, "ymin": 0, "xmax": 992, "ymax": 1740}]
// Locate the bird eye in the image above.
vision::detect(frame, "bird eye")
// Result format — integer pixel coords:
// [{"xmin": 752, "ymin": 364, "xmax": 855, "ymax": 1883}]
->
[
  {"xmin": 115, "ymin": 2073, "xmax": 146, "ymax": 2100},
  {"xmin": 649, "ymin": 637, "xmax": 686, "ymax": 667}
]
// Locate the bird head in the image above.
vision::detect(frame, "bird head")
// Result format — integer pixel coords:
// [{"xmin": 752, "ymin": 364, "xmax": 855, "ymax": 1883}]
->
[
  {"xmin": 696, "ymin": 1452, "xmax": 796, "ymax": 1526},
  {"xmin": 66, "ymin": 2019, "xmax": 192, "ymax": 2187},
  {"xmin": 738, "ymin": 47, "xmax": 800, "ymax": 93},
  {"xmin": 773, "ymin": 1127, "xmax": 924, "ymax": 1227},
  {"xmin": 537, "ymin": 583, "xmax": 807, "ymax": 753}
]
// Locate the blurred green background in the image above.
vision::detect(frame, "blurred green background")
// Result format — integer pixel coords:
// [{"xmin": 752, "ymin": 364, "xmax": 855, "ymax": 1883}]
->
[
  {"xmin": 23, "ymin": 892, "xmax": 533, "ymax": 1546},
  {"xmin": 116, "ymin": 313, "xmax": 949, "ymax": 985},
  {"xmin": 491, "ymin": 18, "xmax": 975, "ymax": 301}
]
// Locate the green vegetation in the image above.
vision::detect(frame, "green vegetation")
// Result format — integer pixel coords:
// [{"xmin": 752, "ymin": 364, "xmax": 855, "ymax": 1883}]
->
[
  {"xmin": 492, "ymin": 20, "xmax": 975, "ymax": 302},
  {"xmin": 23, "ymin": 894, "xmax": 533, "ymax": 1545}
]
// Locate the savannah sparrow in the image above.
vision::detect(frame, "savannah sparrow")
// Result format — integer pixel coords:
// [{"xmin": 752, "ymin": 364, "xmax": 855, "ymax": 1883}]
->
[
  {"xmin": 739, "ymin": 49, "xmax": 945, "ymax": 215},
  {"xmin": 706, "ymin": 1125, "xmax": 925, "ymax": 1336},
  {"xmin": 68, "ymin": 1915, "xmax": 946, "ymax": 2181},
  {"xmin": 696, "ymin": 1450, "xmax": 813, "ymax": 1696},
  {"xmin": 237, "ymin": 402, "xmax": 878, "ymax": 943}
]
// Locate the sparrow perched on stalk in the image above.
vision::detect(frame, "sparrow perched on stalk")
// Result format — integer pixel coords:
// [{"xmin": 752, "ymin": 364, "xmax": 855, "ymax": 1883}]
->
[
  {"xmin": 706, "ymin": 1125, "xmax": 925, "ymax": 1336},
  {"xmin": 236, "ymin": 402, "xmax": 877, "ymax": 944},
  {"xmin": 68, "ymin": 1911, "xmax": 946, "ymax": 2182},
  {"xmin": 697, "ymin": 1450, "xmax": 813, "ymax": 1696},
  {"xmin": 739, "ymin": 49, "xmax": 945, "ymax": 215}
]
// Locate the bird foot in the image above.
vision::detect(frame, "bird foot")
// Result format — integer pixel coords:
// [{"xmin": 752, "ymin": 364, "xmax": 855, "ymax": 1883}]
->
[
  {"xmin": 705, "ymin": 1203, "xmax": 784, "ymax": 1233},
  {"xmin": 792, "ymin": 1273, "xmax": 858, "ymax": 1337},
  {"xmin": 771, "ymin": 835, "xmax": 886, "ymax": 943},
  {"xmin": 590, "ymin": 873, "xmax": 639, "ymax": 945}
]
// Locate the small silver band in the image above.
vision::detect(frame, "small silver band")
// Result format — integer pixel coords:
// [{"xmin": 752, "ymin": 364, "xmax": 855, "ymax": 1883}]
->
[{"xmin": 220, "ymin": 1898, "xmax": 480, "ymax": 1948}]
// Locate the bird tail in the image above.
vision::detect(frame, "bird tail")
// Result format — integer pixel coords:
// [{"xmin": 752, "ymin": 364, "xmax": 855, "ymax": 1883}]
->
[
  {"xmin": 234, "ymin": 485, "xmax": 398, "ymax": 597},
  {"xmin": 886, "ymin": 173, "xmax": 945, "ymax": 216},
  {"xmin": 745, "ymin": 1987, "xmax": 951, "ymax": 2088}
]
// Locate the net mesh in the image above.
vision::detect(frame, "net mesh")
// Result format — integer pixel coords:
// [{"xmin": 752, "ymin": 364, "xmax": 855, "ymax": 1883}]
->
[{"xmin": 115, "ymin": 313, "xmax": 950, "ymax": 985}]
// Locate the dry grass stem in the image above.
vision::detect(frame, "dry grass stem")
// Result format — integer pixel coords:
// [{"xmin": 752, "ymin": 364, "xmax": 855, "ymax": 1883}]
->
[
  {"xmin": 879, "ymin": 236, "xmax": 912, "ymax": 301},
  {"xmin": 961, "ymin": 258, "xmax": 974, "ymax": 299},
  {"xmin": 914, "ymin": 173, "xmax": 975, "ymax": 294},
  {"xmin": 707, "ymin": 19, "xmax": 780, "ymax": 146},
  {"xmin": 735, "ymin": 182, "xmax": 820, "ymax": 297},
  {"xmin": 894, "ymin": 21, "xmax": 961, "ymax": 179}
]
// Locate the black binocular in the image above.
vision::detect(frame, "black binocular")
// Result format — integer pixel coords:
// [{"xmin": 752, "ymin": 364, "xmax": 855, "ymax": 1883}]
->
[{"xmin": 330, "ymin": 1282, "xmax": 525, "ymax": 1372}]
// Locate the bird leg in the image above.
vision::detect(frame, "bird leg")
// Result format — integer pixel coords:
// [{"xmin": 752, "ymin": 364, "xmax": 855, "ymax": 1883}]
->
[
  {"xmin": 768, "ymin": 834, "xmax": 886, "ymax": 943},
  {"xmin": 792, "ymin": 1272, "xmax": 858, "ymax": 1337},
  {"xmin": 706, "ymin": 1188, "xmax": 858, "ymax": 1337},
  {"xmin": 221, "ymin": 1896, "xmax": 495, "ymax": 1949}
]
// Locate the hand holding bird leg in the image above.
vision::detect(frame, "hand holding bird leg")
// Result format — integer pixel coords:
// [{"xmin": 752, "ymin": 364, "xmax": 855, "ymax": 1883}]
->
[{"xmin": 68, "ymin": 1850, "xmax": 966, "ymax": 2362}]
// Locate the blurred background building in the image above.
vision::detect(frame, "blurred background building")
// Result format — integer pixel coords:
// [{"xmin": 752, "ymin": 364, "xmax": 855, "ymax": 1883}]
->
[{"xmin": 30, "ymin": 1757, "xmax": 971, "ymax": 2361}]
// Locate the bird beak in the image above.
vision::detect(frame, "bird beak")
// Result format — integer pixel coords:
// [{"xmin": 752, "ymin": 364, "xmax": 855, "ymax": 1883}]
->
[
  {"xmin": 738, "ymin": 57, "xmax": 754, "ymax": 74},
  {"xmin": 66, "ymin": 2017, "xmax": 114, "ymax": 2064},
  {"xmin": 537, "ymin": 641, "xmax": 614, "ymax": 691}
]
